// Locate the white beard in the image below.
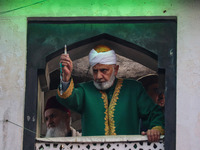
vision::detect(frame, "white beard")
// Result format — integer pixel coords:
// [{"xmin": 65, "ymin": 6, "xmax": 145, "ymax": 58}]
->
[
  {"xmin": 45, "ymin": 120, "xmax": 67, "ymax": 137},
  {"xmin": 93, "ymin": 71, "xmax": 116, "ymax": 90}
]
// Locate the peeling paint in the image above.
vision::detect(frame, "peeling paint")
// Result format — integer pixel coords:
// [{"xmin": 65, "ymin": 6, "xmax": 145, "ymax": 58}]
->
[
  {"xmin": 170, "ymin": 49, "xmax": 173, "ymax": 56},
  {"xmin": 17, "ymin": 71, "xmax": 25, "ymax": 90},
  {"xmin": 3, "ymin": 109, "xmax": 9, "ymax": 150},
  {"xmin": 32, "ymin": 116, "xmax": 36, "ymax": 122},
  {"xmin": 27, "ymin": 116, "xmax": 31, "ymax": 122},
  {"xmin": 195, "ymin": 113, "xmax": 200, "ymax": 138},
  {"xmin": 0, "ymin": 86, "xmax": 3, "ymax": 98}
]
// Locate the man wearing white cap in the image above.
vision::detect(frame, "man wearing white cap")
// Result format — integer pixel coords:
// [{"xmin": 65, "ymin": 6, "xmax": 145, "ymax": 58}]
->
[{"xmin": 57, "ymin": 45, "xmax": 164, "ymax": 142}]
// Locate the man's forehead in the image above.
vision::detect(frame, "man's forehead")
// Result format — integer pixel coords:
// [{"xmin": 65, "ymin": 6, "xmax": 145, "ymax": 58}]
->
[
  {"xmin": 92, "ymin": 64, "xmax": 114, "ymax": 69},
  {"xmin": 45, "ymin": 108, "xmax": 61, "ymax": 116}
]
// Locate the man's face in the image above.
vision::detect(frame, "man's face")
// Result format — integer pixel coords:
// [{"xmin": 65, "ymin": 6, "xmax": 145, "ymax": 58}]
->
[
  {"xmin": 92, "ymin": 64, "xmax": 119, "ymax": 90},
  {"xmin": 147, "ymin": 83, "xmax": 165, "ymax": 107},
  {"xmin": 45, "ymin": 108, "xmax": 66, "ymax": 129}
]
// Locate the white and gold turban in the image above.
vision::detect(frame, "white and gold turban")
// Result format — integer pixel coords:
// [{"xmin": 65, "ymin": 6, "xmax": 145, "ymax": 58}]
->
[{"xmin": 89, "ymin": 45, "xmax": 117, "ymax": 67}]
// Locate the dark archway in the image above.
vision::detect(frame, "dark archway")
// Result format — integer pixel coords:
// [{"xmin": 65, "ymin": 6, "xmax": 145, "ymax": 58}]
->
[{"xmin": 45, "ymin": 33, "xmax": 158, "ymax": 90}]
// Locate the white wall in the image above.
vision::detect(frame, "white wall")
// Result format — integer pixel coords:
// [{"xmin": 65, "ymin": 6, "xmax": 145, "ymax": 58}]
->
[
  {"xmin": 0, "ymin": 17, "xmax": 26, "ymax": 150},
  {"xmin": 176, "ymin": 1, "xmax": 200, "ymax": 149},
  {"xmin": 0, "ymin": 1, "xmax": 200, "ymax": 150}
]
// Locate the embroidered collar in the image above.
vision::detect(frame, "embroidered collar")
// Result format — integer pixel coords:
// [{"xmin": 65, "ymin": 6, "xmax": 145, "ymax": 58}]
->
[{"xmin": 100, "ymin": 78, "xmax": 123, "ymax": 135}]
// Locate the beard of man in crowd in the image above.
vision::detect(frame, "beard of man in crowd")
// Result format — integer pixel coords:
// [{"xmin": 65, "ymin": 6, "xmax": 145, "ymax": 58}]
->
[
  {"xmin": 44, "ymin": 96, "xmax": 71, "ymax": 137},
  {"xmin": 45, "ymin": 118, "xmax": 68, "ymax": 137}
]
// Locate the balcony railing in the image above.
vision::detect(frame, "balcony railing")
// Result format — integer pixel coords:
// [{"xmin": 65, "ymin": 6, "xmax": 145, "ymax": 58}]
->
[{"xmin": 35, "ymin": 135, "xmax": 164, "ymax": 150}]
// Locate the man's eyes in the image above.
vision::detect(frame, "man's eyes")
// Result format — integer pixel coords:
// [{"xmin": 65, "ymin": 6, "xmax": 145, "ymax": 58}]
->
[
  {"xmin": 93, "ymin": 70, "xmax": 98, "ymax": 73},
  {"xmin": 100, "ymin": 69, "xmax": 108, "ymax": 72},
  {"xmin": 93, "ymin": 69, "xmax": 108, "ymax": 73},
  {"xmin": 45, "ymin": 114, "xmax": 56, "ymax": 121}
]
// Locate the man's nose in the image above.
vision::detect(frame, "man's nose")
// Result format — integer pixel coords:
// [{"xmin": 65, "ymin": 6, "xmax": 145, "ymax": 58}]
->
[
  {"xmin": 96, "ymin": 71, "xmax": 103, "ymax": 79},
  {"xmin": 47, "ymin": 118, "xmax": 53, "ymax": 127}
]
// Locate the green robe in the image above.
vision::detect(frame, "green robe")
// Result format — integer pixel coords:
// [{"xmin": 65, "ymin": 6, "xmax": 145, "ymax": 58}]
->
[{"xmin": 57, "ymin": 78, "xmax": 164, "ymax": 136}]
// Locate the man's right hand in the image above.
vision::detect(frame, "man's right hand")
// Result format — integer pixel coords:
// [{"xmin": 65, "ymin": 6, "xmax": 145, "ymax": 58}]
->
[
  {"xmin": 141, "ymin": 129, "xmax": 161, "ymax": 142},
  {"xmin": 60, "ymin": 54, "xmax": 73, "ymax": 82}
]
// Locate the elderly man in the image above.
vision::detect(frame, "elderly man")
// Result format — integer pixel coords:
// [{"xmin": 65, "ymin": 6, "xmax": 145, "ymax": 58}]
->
[
  {"xmin": 44, "ymin": 96, "xmax": 80, "ymax": 137},
  {"xmin": 137, "ymin": 74, "xmax": 165, "ymax": 108},
  {"xmin": 137, "ymin": 74, "xmax": 165, "ymax": 133},
  {"xmin": 57, "ymin": 45, "xmax": 164, "ymax": 142}
]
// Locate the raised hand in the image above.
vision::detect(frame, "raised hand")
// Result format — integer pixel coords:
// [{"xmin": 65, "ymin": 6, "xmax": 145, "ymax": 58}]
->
[{"xmin": 60, "ymin": 54, "xmax": 73, "ymax": 82}]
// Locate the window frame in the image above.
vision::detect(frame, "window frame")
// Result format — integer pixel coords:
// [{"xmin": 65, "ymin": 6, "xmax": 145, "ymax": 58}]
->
[{"xmin": 24, "ymin": 16, "xmax": 176, "ymax": 150}]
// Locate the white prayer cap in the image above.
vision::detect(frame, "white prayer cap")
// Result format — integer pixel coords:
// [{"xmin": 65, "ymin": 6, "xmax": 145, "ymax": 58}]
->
[{"xmin": 89, "ymin": 45, "xmax": 117, "ymax": 67}]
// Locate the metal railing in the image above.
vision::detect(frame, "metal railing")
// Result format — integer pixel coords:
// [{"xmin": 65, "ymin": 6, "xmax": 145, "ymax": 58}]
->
[{"xmin": 35, "ymin": 135, "xmax": 164, "ymax": 150}]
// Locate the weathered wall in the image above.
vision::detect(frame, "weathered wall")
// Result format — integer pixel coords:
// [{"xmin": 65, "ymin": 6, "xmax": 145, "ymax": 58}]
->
[
  {"xmin": 0, "ymin": 0, "xmax": 200, "ymax": 150},
  {"xmin": 0, "ymin": 17, "xmax": 26, "ymax": 150}
]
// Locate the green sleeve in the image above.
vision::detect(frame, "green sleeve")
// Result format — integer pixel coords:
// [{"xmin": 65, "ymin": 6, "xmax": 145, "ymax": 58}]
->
[{"xmin": 56, "ymin": 79, "xmax": 85, "ymax": 113}]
